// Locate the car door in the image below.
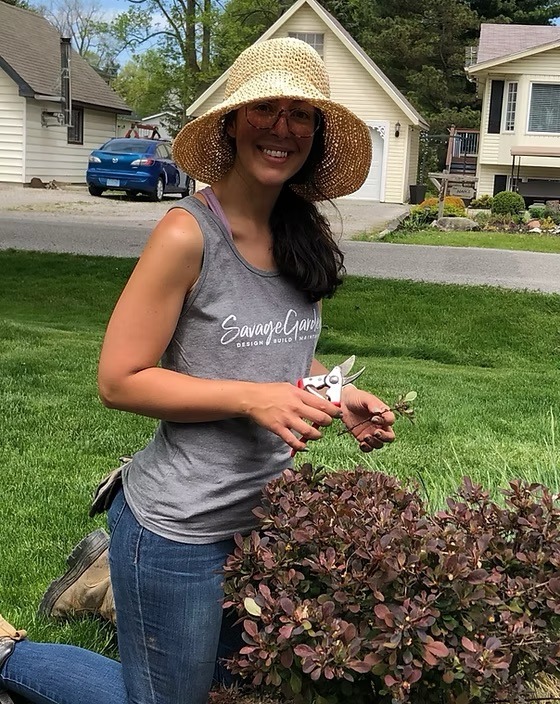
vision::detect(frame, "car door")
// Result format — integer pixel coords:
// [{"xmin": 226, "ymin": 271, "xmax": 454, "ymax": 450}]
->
[{"xmin": 156, "ymin": 143, "xmax": 179, "ymax": 191}]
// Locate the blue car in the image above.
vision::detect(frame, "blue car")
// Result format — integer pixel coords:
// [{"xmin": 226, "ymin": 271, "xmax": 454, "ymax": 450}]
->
[{"xmin": 86, "ymin": 138, "xmax": 193, "ymax": 201}]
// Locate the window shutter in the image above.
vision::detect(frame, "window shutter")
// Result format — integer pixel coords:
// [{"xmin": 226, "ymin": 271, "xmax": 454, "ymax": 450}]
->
[{"xmin": 488, "ymin": 80, "xmax": 504, "ymax": 134}]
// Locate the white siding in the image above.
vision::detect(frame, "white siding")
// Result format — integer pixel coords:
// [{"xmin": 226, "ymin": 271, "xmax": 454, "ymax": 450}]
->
[
  {"xmin": 191, "ymin": 4, "xmax": 417, "ymax": 202},
  {"xmin": 475, "ymin": 50, "xmax": 560, "ymax": 196},
  {"xmin": 477, "ymin": 165, "xmax": 504, "ymax": 196},
  {"xmin": 477, "ymin": 163, "xmax": 560, "ymax": 198},
  {"xmin": 0, "ymin": 69, "xmax": 25, "ymax": 183},
  {"xmin": 498, "ymin": 47, "xmax": 560, "ymax": 75},
  {"xmin": 279, "ymin": 7, "xmax": 408, "ymax": 202},
  {"xmin": 24, "ymin": 102, "xmax": 117, "ymax": 183}
]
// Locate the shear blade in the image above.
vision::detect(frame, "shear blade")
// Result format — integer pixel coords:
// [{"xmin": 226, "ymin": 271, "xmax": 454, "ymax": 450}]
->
[{"xmin": 338, "ymin": 355, "xmax": 365, "ymax": 385}]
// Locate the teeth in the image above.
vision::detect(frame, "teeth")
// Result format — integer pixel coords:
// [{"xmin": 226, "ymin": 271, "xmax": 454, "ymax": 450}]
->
[{"xmin": 262, "ymin": 148, "xmax": 288, "ymax": 158}]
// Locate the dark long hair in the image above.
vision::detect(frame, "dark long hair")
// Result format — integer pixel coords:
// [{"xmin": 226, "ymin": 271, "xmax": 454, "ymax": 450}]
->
[{"xmin": 270, "ymin": 120, "xmax": 345, "ymax": 302}]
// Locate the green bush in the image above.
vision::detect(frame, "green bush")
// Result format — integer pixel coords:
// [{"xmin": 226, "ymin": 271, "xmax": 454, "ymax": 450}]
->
[
  {"xmin": 469, "ymin": 194, "xmax": 493, "ymax": 210},
  {"xmin": 491, "ymin": 191, "xmax": 526, "ymax": 216},
  {"xmin": 224, "ymin": 466, "xmax": 560, "ymax": 704},
  {"xmin": 528, "ymin": 205, "xmax": 546, "ymax": 219},
  {"xmin": 544, "ymin": 207, "xmax": 560, "ymax": 225}
]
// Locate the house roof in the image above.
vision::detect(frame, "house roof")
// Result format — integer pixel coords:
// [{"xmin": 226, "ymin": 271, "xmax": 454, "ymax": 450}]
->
[
  {"xmin": 0, "ymin": 2, "xmax": 130, "ymax": 113},
  {"xmin": 188, "ymin": 0, "xmax": 429, "ymax": 129},
  {"xmin": 469, "ymin": 23, "xmax": 560, "ymax": 72}
]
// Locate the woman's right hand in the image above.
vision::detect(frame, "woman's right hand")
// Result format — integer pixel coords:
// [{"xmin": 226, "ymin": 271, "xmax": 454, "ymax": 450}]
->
[{"xmin": 241, "ymin": 382, "xmax": 342, "ymax": 453}]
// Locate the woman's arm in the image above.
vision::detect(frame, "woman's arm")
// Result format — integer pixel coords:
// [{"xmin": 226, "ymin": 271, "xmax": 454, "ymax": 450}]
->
[{"xmin": 97, "ymin": 210, "xmax": 341, "ymax": 451}]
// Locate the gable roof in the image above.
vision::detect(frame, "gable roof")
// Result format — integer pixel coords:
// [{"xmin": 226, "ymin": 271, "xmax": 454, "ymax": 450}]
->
[
  {"xmin": 188, "ymin": 0, "xmax": 428, "ymax": 129},
  {"xmin": 468, "ymin": 23, "xmax": 560, "ymax": 73},
  {"xmin": 0, "ymin": 2, "xmax": 130, "ymax": 113}
]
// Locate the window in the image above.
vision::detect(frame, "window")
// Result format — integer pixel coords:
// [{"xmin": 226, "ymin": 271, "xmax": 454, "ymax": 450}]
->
[
  {"xmin": 288, "ymin": 32, "xmax": 324, "ymax": 58},
  {"xmin": 67, "ymin": 107, "xmax": 83, "ymax": 144},
  {"xmin": 529, "ymin": 83, "xmax": 560, "ymax": 133},
  {"xmin": 504, "ymin": 82, "xmax": 518, "ymax": 132},
  {"xmin": 156, "ymin": 144, "xmax": 171, "ymax": 159}
]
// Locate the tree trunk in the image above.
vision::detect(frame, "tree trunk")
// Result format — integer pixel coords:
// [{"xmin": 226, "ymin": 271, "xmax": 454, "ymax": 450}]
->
[{"xmin": 201, "ymin": 0, "xmax": 211, "ymax": 72}]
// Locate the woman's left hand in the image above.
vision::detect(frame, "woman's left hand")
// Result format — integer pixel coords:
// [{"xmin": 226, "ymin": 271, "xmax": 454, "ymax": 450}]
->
[{"xmin": 340, "ymin": 385, "xmax": 396, "ymax": 452}]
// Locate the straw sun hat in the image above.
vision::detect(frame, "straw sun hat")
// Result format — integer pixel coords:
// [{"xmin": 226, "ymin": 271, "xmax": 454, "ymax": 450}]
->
[{"xmin": 172, "ymin": 37, "xmax": 372, "ymax": 201}]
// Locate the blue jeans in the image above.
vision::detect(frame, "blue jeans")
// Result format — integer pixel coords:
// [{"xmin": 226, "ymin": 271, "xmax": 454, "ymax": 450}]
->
[{"xmin": 0, "ymin": 488, "xmax": 242, "ymax": 704}]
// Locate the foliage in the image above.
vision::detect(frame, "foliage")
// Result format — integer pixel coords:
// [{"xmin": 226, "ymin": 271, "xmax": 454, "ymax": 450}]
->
[
  {"xmin": 33, "ymin": 0, "xmax": 124, "ymax": 77},
  {"xmin": 491, "ymin": 191, "xmax": 526, "ymax": 216},
  {"xmin": 399, "ymin": 197, "xmax": 466, "ymax": 230},
  {"xmin": 211, "ymin": 0, "xmax": 284, "ymax": 73},
  {"xmin": 224, "ymin": 467, "xmax": 560, "ymax": 704},
  {"xmin": 528, "ymin": 205, "xmax": 546, "ymax": 219},
  {"xmin": 469, "ymin": 195, "xmax": 493, "ymax": 210},
  {"xmin": 111, "ymin": 48, "xmax": 183, "ymax": 124},
  {"xmin": 527, "ymin": 206, "xmax": 560, "ymax": 226},
  {"xmin": 540, "ymin": 217, "xmax": 558, "ymax": 233},
  {"xmin": 420, "ymin": 196, "xmax": 466, "ymax": 211},
  {"xmin": 469, "ymin": 0, "xmax": 560, "ymax": 24},
  {"xmin": 475, "ymin": 213, "xmax": 525, "ymax": 232}
]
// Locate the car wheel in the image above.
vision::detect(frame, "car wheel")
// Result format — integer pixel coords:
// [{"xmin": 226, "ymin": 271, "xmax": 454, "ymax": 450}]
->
[
  {"xmin": 181, "ymin": 178, "xmax": 195, "ymax": 198},
  {"xmin": 88, "ymin": 185, "xmax": 104, "ymax": 197},
  {"xmin": 150, "ymin": 177, "xmax": 165, "ymax": 202},
  {"xmin": 126, "ymin": 190, "xmax": 139, "ymax": 199}
]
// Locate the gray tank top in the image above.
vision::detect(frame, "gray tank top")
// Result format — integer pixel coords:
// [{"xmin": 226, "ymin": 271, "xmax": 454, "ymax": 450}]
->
[{"xmin": 122, "ymin": 195, "xmax": 321, "ymax": 544}]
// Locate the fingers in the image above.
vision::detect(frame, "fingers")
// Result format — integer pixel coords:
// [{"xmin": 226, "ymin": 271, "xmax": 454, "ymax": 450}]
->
[
  {"xmin": 358, "ymin": 428, "xmax": 395, "ymax": 453},
  {"xmin": 252, "ymin": 383, "xmax": 342, "ymax": 454},
  {"xmin": 369, "ymin": 408, "xmax": 396, "ymax": 428},
  {"xmin": 353, "ymin": 411, "xmax": 396, "ymax": 453}
]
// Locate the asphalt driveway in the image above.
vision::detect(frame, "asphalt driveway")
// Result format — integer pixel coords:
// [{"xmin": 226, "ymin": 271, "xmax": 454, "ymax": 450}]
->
[{"xmin": 1, "ymin": 185, "xmax": 560, "ymax": 293}]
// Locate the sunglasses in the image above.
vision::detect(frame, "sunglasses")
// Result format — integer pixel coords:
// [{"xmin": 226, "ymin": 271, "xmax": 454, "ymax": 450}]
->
[{"xmin": 245, "ymin": 102, "xmax": 321, "ymax": 138}]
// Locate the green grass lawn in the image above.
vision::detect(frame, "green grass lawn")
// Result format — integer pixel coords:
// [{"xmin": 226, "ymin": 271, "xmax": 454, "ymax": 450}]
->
[
  {"xmin": 1, "ymin": 249, "xmax": 559, "ymax": 664},
  {"xmin": 357, "ymin": 228, "xmax": 560, "ymax": 253}
]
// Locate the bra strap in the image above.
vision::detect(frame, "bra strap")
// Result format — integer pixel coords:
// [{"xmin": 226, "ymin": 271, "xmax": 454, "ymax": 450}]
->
[{"xmin": 198, "ymin": 186, "xmax": 233, "ymax": 238}]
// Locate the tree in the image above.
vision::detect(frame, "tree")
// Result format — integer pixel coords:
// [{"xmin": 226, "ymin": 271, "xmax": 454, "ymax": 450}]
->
[
  {"xmin": 109, "ymin": 0, "xmax": 217, "ymax": 91},
  {"xmin": 111, "ymin": 48, "xmax": 180, "ymax": 120},
  {"xmin": 468, "ymin": 0, "xmax": 560, "ymax": 24},
  {"xmin": 1, "ymin": 0, "xmax": 31, "ymax": 7},
  {"xmin": 211, "ymin": 0, "xmax": 287, "ymax": 72},
  {"xmin": 33, "ymin": 0, "xmax": 124, "ymax": 77}
]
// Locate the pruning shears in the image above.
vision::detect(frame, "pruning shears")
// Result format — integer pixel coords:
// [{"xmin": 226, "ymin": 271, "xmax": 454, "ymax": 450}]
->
[{"xmin": 291, "ymin": 355, "xmax": 365, "ymax": 456}]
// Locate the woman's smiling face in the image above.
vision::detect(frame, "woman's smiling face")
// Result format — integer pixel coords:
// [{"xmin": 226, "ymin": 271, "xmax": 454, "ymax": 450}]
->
[{"xmin": 226, "ymin": 98, "xmax": 317, "ymax": 190}]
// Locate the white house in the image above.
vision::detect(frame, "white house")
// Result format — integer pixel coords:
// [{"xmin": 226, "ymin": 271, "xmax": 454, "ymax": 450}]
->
[
  {"xmin": 186, "ymin": 0, "xmax": 429, "ymax": 203},
  {"xmin": 141, "ymin": 112, "xmax": 174, "ymax": 140},
  {"xmin": 0, "ymin": 2, "xmax": 131, "ymax": 185},
  {"xmin": 466, "ymin": 23, "xmax": 560, "ymax": 201}
]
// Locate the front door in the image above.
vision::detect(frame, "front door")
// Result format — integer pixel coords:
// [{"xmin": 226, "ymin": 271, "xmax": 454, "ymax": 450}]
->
[{"xmin": 350, "ymin": 124, "xmax": 386, "ymax": 201}]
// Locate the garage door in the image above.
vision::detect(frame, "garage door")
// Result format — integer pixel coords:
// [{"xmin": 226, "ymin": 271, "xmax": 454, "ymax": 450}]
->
[{"xmin": 349, "ymin": 124, "xmax": 385, "ymax": 201}]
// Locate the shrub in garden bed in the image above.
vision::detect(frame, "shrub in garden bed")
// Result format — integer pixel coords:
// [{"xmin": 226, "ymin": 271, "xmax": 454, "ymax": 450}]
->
[
  {"xmin": 399, "ymin": 197, "xmax": 467, "ymax": 231},
  {"xmin": 491, "ymin": 191, "xmax": 526, "ymax": 216},
  {"xmin": 469, "ymin": 195, "xmax": 493, "ymax": 210},
  {"xmin": 224, "ymin": 466, "xmax": 560, "ymax": 704}
]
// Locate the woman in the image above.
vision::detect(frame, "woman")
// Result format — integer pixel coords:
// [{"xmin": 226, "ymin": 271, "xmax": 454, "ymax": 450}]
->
[{"xmin": 0, "ymin": 37, "xmax": 395, "ymax": 704}]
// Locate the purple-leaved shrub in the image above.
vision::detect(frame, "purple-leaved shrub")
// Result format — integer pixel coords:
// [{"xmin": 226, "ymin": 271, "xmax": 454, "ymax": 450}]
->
[{"xmin": 223, "ymin": 465, "xmax": 560, "ymax": 704}]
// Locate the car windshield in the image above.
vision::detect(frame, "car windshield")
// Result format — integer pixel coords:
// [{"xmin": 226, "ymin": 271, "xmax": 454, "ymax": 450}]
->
[{"xmin": 101, "ymin": 140, "xmax": 154, "ymax": 154}]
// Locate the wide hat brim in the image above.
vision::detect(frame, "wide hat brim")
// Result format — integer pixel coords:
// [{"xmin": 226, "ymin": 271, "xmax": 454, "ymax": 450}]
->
[{"xmin": 172, "ymin": 70, "xmax": 372, "ymax": 201}]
